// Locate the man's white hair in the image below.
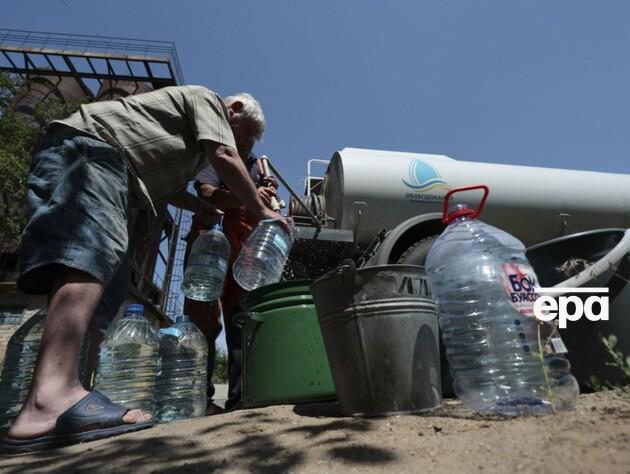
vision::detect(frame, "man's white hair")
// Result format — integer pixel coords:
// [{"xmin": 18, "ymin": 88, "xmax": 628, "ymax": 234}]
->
[{"xmin": 224, "ymin": 92, "xmax": 266, "ymax": 140}]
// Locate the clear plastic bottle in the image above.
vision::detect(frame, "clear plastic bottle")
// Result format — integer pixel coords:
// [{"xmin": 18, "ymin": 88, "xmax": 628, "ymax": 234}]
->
[
  {"xmin": 154, "ymin": 315, "xmax": 208, "ymax": 423},
  {"xmin": 93, "ymin": 304, "xmax": 160, "ymax": 414},
  {"xmin": 182, "ymin": 222, "xmax": 230, "ymax": 302},
  {"xmin": 425, "ymin": 187, "xmax": 579, "ymax": 416},
  {"xmin": 0, "ymin": 309, "xmax": 90, "ymax": 428},
  {"xmin": 233, "ymin": 217, "xmax": 295, "ymax": 291}
]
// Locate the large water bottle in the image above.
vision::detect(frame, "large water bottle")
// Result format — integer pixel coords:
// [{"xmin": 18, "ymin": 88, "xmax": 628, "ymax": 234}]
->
[
  {"xmin": 425, "ymin": 185, "xmax": 579, "ymax": 416},
  {"xmin": 182, "ymin": 221, "xmax": 230, "ymax": 302},
  {"xmin": 0, "ymin": 309, "xmax": 90, "ymax": 428},
  {"xmin": 93, "ymin": 304, "xmax": 160, "ymax": 414},
  {"xmin": 0, "ymin": 310, "xmax": 47, "ymax": 428},
  {"xmin": 154, "ymin": 315, "xmax": 208, "ymax": 423},
  {"xmin": 233, "ymin": 217, "xmax": 295, "ymax": 291}
]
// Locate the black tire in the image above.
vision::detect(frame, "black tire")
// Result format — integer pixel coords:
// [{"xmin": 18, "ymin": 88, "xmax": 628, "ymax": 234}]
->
[
  {"xmin": 397, "ymin": 234, "xmax": 455, "ymax": 397},
  {"xmin": 396, "ymin": 235, "xmax": 439, "ymax": 266}
]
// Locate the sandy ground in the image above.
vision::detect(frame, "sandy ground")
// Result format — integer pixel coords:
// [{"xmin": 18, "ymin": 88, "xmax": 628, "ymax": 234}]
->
[{"xmin": 1, "ymin": 390, "xmax": 629, "ymax": 474}]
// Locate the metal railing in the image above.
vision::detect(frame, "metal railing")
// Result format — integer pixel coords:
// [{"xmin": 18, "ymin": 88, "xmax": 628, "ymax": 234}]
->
[
  {"xmin": 0, "ymin": 28, "xmax": 184, "ymax": 85},
  {"xmin": 0, "ymin": 28, "xmax": 188, "ymax": 320}
]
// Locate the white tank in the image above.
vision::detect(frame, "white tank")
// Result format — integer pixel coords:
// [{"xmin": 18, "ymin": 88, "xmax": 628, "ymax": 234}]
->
[{"xmin": 323, "ymin": 148, "xmax": 630, "ymax": 246}]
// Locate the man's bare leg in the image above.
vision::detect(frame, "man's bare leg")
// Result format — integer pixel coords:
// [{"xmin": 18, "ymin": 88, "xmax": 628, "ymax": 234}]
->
[{"xmin": 7, "ymin": 268, "xmax": 150, "ymax": 439}]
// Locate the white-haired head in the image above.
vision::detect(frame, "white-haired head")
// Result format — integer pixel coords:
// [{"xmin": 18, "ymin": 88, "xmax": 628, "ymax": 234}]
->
[{"xmin": 223, "ymin": 92, "xmax": 266, "ymax": 140}]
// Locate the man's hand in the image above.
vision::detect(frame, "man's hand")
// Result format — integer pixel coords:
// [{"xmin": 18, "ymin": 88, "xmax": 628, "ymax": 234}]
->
[
  {"xmin": 196, "ymin": 202, "xmax": 224, "ymax": 226},
  {"xmin": 261, "ymin": 176, "xmax": 278, "ymax": 189},
  {"xmin": 257, "ymin": 186, "xmax": 278, "ymax": 208},
  {"xmin": 167, "ymin": 189, "xmax": 223, "ymax": 224},
  {"xmin": 257, "ymin": 208, "xmax": 293, "ymax": 235}
]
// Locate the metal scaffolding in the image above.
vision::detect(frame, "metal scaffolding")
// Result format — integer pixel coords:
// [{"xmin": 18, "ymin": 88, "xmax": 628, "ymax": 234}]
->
[
  {"xmin": 0, "ymin": 29, "xmax": 191, "ymax": 320},
  {"xmin": 0, "ymin": 28, "xmax": 183, "ymax": 88}
]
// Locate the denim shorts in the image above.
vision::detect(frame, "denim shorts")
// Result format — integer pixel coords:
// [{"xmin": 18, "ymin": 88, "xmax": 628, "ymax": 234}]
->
[{"xmin": 17, "ymin": 126, "xmax": 130, "ymax": 302}]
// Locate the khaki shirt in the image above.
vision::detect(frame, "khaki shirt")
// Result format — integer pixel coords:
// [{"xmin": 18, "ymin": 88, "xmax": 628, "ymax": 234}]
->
[{"xmin": 55, "ymin": 85, "xmax": 237, "ymax": 212}]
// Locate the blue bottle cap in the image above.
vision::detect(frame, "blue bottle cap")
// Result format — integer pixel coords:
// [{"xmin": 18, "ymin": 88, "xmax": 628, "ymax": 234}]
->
[{"xmin": 125, "ymin": 304, "xmax": 144, "ymax": 314}]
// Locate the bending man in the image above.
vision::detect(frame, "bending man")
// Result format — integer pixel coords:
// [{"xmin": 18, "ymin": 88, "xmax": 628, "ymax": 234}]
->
[{"xmin": 2, "ymin": 85, "xmax": 279, "ymax": 453}]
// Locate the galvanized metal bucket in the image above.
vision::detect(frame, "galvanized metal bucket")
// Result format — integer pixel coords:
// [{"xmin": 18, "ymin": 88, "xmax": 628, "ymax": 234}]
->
[{"xmin": 310, "ymin": 263, "xmax": 441, "ymax": 416}]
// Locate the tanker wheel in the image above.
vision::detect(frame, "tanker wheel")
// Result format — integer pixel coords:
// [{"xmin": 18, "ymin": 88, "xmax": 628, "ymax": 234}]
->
[
  {"xmin": 396, "ymin": 234, "xmax": 454, "ymax": 397},
  {"xmin": 396, "ymin": 235, "xmax": 439, "ymax": 266}
]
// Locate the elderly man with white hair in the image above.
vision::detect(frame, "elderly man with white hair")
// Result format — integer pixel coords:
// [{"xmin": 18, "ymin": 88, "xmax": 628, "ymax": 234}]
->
[{"xmin": 2, "ymin": 85, "xmax": 280, "ymax": 453}]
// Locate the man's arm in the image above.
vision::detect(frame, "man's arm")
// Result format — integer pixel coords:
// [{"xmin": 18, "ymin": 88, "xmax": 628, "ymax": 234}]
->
[
  {"xmin": 197, "ymin": 183, "xmax": 242, "ymax": 209},
  {"xmin": 197, "ymin": 183, "xmax": 278, "ymax": 210},
  {"xmin": 167, "ymin": 189, "xmax": 222, "ymax": 223},
  {"xmin": 202, "ymin": 141, "xmax": 278, "ymax": 221}
]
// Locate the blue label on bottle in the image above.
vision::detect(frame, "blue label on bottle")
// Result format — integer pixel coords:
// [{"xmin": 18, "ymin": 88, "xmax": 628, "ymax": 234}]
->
[
  {"xmin": 273, "ymin": 234, "xmax": 288, "ymax": 253},
  {"xmin": 160, "ymin": 327, "xmax": 181, "ymax": 338}
]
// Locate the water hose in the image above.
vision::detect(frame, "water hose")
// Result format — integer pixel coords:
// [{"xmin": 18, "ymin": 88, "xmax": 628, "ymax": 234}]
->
[{"xmin": 552, "ymin": 228, "xmax": 630, "ymax": 294}]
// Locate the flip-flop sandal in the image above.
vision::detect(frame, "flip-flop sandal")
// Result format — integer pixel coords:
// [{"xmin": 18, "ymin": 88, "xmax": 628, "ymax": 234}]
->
[{"xmin": 0, "ymin": 391, "xmax": 155, "ymax": 454}]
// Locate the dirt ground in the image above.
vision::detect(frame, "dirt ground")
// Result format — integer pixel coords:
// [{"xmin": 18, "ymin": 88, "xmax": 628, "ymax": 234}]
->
[{"xmin": 1, "ymin": 390, "xmax": 629, "ymax": 474}]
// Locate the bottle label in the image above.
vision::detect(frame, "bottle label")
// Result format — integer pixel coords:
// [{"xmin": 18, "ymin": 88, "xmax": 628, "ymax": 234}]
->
[
  {"xmin": 160, "ymin": 327, "xmax": 181, "ymax": 338},
  {"xmin": 501, "ymin": 263, "xmax": 540, "ymax": 317},
  {"xmin": 272, "ymin": 233, "xmax": 289, "ymax": 254}
]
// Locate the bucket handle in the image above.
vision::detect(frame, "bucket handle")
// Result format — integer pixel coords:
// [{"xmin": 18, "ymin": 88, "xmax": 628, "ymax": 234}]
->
[
  {"xmin": 336, "ymin": 258, "xmax": 365, "ymax": 288},
  {"xmin": 545, "ymin": 228, "xmax": 630, "ymax": 296},
  {"xmin": 233, "ymin": 312, "xmax": 265, "ymax": 327}
]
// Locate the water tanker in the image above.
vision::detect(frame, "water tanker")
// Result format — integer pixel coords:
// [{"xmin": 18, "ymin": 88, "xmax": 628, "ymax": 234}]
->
[{"xmin": 288, "ymin": 147, "xmax": 630, "ymax": 268}]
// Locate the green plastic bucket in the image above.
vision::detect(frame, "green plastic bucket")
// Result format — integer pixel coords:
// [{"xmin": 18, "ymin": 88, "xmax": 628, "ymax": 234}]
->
[{"xmin": 236, "ymin": 280, "xmax": 336, "ymax": 408}]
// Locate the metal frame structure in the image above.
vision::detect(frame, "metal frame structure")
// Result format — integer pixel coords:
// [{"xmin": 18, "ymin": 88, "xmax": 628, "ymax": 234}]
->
[
  {"xmin": 0, "ymin": 28, "xmax": 183, "ymax": 89},
  {"xmin": 0, "ymin": 29, "xmax": 189, "ymax": 319}
]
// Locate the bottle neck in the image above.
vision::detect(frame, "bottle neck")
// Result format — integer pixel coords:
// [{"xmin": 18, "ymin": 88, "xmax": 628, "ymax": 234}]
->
[
  {"xmin": 451, "ymin": 214, "xmax": 474, "ymax": 224},
  {"xmin": 444, "ymin": 203, "xmax": 477, "ymax": 224},
  {"xmin": 124, "ymin": 313, "xmax": 145, "ymax": 321}
]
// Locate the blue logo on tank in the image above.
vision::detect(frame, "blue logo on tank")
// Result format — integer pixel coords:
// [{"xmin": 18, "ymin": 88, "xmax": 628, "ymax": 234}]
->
[{"xmin": 402, "ymin": 160, "xmax": 449, "ymax": 191}]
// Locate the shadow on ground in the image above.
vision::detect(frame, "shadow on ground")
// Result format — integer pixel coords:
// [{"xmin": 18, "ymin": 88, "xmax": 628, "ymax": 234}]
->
[{"xmin": 0, "ymin": 404, "xmax": 398, "ymax": 473}]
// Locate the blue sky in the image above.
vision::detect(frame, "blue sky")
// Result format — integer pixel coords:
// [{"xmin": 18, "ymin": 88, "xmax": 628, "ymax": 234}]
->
[
  {"xmin": 5, "ymin": 1, "xmax": 629, "ymax": 345},
  {"xmin": 6, "ymin": 0, "xmax": 629, "ymax": 189}
]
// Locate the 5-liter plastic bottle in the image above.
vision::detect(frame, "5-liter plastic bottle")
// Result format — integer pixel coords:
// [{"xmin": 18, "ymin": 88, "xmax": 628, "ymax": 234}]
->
[
  {"xmin": 0, "ymin": 309, "xmax": 90, "ymax": 428},
  {"xmin": 425, "ymin": 185, "xmax": 579, "ymax": 416},
  {"xmin": 154, "ymin": 315, "xmax": 208, "ymax": 423},
  {"xmin": 0, "ymin": 309, "xmax": 48, "ymax": 428},
  {"xmin": 93, "ymin": 304, "xmax": 160, "ymax": 414},
  {"xmin": 182, "ymin": 221, "xmax": 230, "ymax": 302},
  {"xmin": 233, "ymin": 217, "xmax": 295, "ymax": 291}
]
